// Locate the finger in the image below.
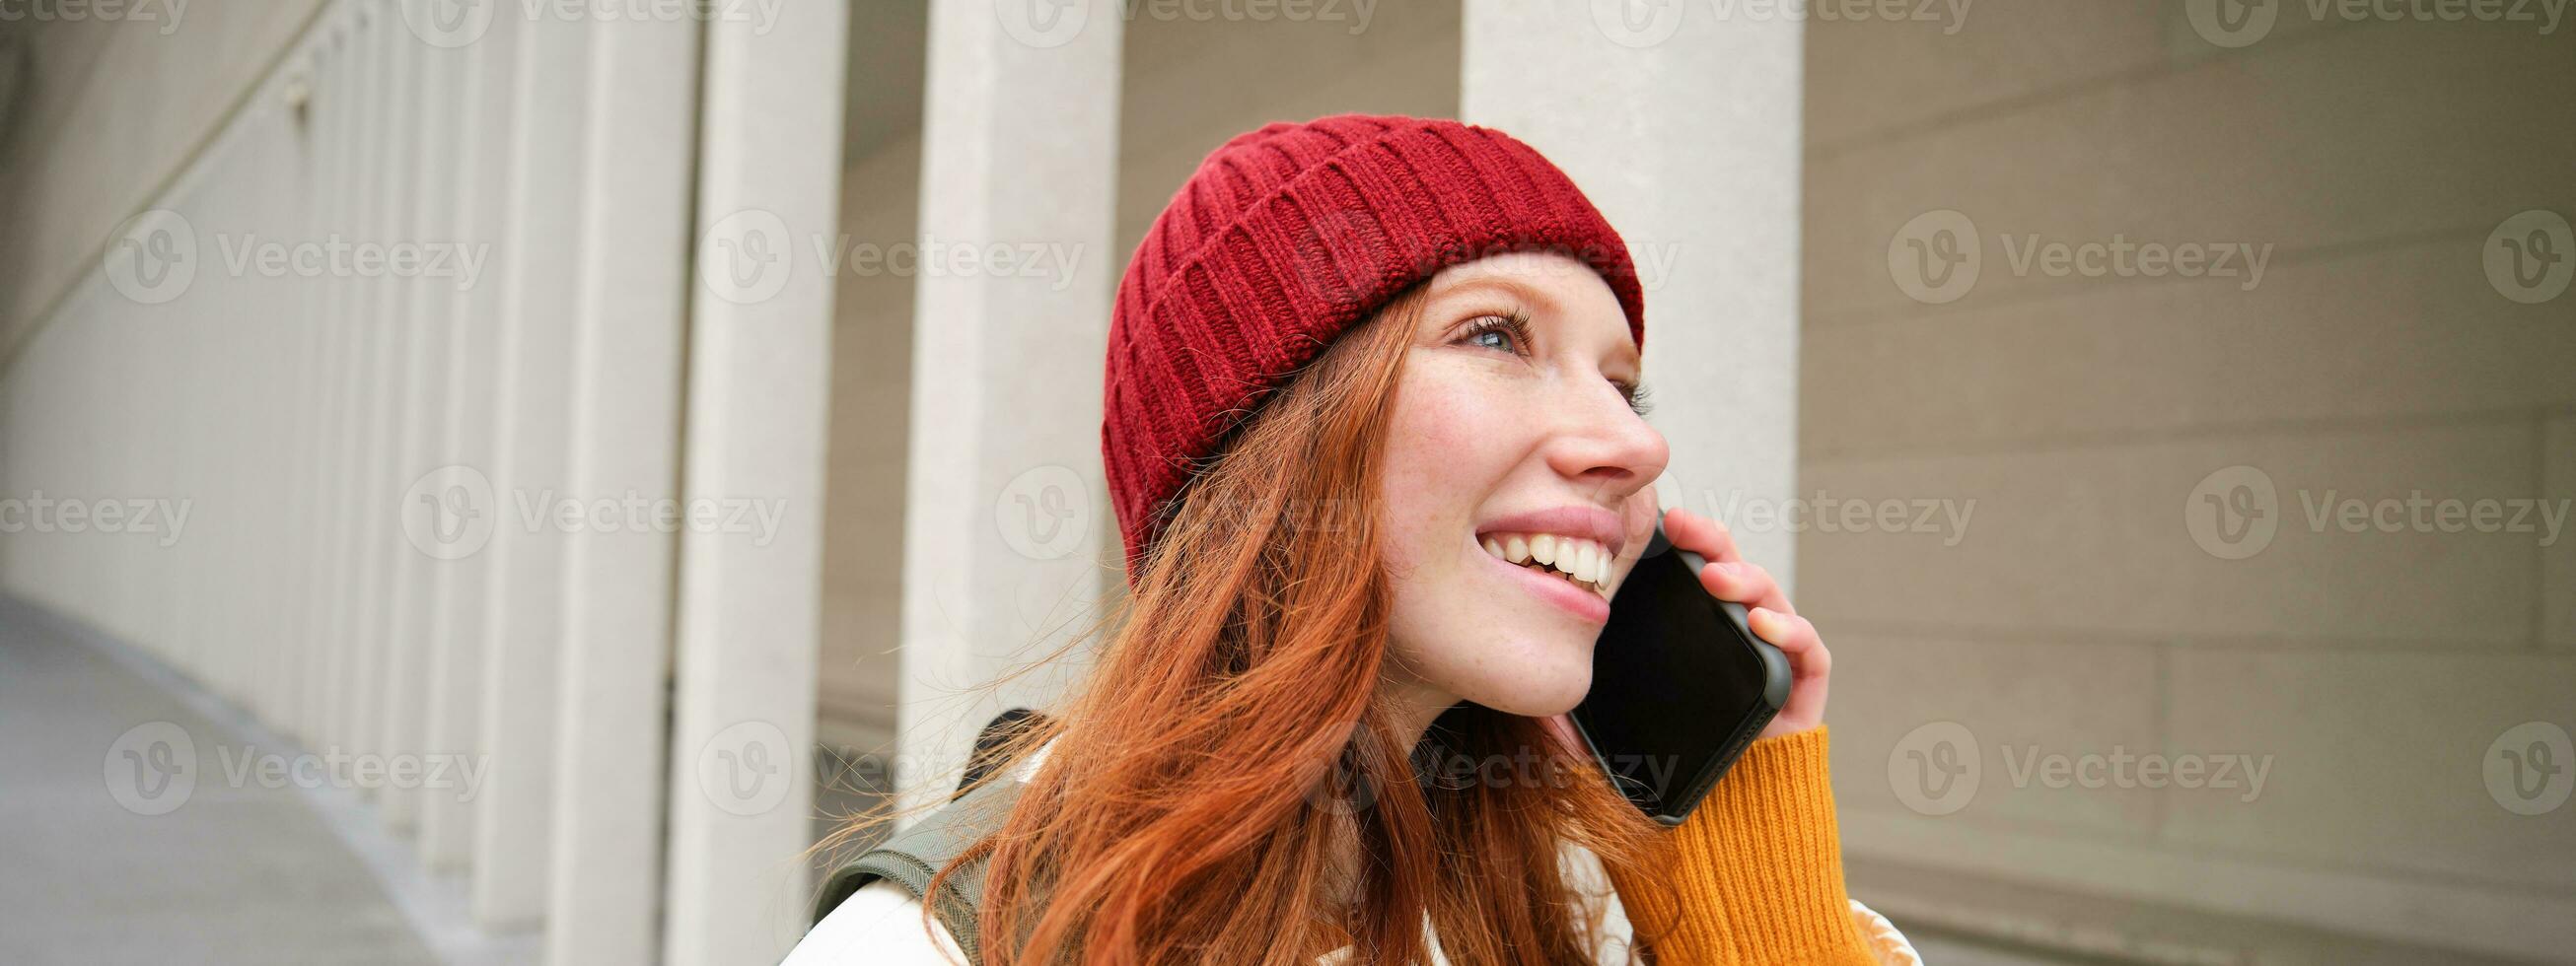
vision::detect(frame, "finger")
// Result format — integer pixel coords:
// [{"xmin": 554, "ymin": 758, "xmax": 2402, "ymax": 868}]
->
[
  {"xmin": 1748, "ymin": 605, "xmax": 1819, "ymax": 656},
  {"xmin": 1697, "ymin": 560, "xmax": 1794, "ymax": 616},
  {"xmin": 1750, "ymin": 607, "xmax": 1831, "ymax": 735},
  {"xmin": 1659, "ymin": 506, "xmax": 1741, "ymax": 565}
]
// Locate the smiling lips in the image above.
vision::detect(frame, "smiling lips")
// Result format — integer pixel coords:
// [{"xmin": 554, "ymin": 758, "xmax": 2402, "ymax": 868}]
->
[{"xmin": 1479, "ymin": 532, "xmax": 1611, "ymax": 597}]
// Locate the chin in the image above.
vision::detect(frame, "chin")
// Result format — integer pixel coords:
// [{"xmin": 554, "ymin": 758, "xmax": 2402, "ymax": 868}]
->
[{"xmin": 1465, "ymin": 650, "xmax": 1594, "ymax": 718}]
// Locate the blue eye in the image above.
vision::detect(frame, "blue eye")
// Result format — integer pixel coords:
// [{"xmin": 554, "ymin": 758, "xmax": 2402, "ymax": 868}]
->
[{"xmin": 1460, "ymin": 313, "xmax": 1532, "ymax": 356}]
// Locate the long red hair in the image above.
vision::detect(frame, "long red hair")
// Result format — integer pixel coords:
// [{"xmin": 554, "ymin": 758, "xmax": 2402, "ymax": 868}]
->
[{"xmin": 850, "ymin": 285, "xmax": 1677, "ymax": 964}]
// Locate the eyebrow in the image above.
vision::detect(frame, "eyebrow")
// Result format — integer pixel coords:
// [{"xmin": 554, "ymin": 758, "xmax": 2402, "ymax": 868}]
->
[{"xmin": 1432, "ymin": 273, "xmax": 1565, "ymax": 317}]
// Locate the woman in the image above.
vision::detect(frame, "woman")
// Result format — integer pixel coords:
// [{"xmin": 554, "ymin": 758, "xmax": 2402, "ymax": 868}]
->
[{"xmin": 790, "ymin": 114, "xmax": 1918, "ymax": 965}]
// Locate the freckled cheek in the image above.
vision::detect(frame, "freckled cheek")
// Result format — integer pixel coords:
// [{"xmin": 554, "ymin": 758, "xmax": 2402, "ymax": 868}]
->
[{"xmin": 1379, "ymin": 371, "xmax": 1519, "ymax": 571}]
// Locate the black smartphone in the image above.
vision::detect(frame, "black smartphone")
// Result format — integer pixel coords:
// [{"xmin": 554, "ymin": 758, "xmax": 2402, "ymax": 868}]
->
[{"xmin": 1569, "ymin": 513, "xmax": 1793, "ymax": 826}]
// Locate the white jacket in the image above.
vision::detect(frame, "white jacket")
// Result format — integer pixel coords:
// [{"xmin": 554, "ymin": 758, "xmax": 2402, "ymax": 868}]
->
[{"xmin": 783, "ymin": 742, "xmax": 1920, "ymax": 965}]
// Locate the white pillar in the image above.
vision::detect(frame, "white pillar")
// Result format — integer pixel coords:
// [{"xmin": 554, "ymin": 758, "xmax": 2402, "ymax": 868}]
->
[
  {"xmin": 1462, "ymin": 0, "xmax": 1805, "ymax": 583},
  {"xmin": 381, "ymin": 25, "xmax": 468, "ymax": 834},
  {"xmin": 300, "ymin": 4, "xmax": 364, "ymax": 751},
  {"xmin": 469, "ymin": 9, "xmax": 592, "ymax": 930},
  {"xmin": 350, "ymin": 8, "xmax": 425, "ymax": 766},
  {"xmin": 896, "ymin": 0, "xmax": 1125, "ymax": 811},
  {"xmin": 539, "ymin": 13, "xmax": 701, "ymax": 966},
  {"xmin": 322, "ymin": 6, "xmax": 395, "ymax": 756},
  {"xmin": 661, "ymin": 3, "xmax": 848, "ymax": 961},
  {"xmin": 417, "ymin": 7, "xmax": 521, "ymax": 874}
]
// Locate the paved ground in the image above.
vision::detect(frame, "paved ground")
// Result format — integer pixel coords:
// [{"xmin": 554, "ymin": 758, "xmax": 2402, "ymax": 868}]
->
[{"xmin": 0, "ymin": 594, "xmax": 449, "ymax": 966}]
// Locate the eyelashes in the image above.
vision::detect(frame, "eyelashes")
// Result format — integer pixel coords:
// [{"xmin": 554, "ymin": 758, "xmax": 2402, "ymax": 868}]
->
[
  {"xmin": 1455, "ymin": 311, "xmax": 1653, "ymax": 417},
  {"xmin": 1620, "ymin": 380, "xmax": 1654, "ymax": 418}
]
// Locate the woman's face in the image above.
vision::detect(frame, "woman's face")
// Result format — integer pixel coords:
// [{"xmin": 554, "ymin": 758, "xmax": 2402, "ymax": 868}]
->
[{"xmin": 1376, "ymin": 251, "xmax": 1669, "ymax": 726}]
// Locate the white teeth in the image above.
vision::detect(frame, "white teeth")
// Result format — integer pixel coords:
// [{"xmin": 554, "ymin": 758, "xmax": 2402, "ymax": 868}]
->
[{"xmin": 1477, "ymin": 531, "xmax": 1610, "ymax": 595}]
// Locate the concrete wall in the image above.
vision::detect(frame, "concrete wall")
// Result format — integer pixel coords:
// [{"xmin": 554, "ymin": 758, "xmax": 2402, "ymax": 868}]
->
[
  {"xmin": 1800, "ymin": 3, "xmax": 2575, "ymax": 960},
  {"xmin": 1113, "ymin": 0, "xmax": 1462, "ymax": 259},
  {"xmin": 0, "ymin": 2, "xmax": 329, "ymax": 363}
]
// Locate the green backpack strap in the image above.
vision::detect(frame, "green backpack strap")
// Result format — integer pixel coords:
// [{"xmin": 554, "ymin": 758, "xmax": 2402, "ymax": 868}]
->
[{"xmin": 812, "ymin": 766, "xmax": 1030, "ymax": 964}]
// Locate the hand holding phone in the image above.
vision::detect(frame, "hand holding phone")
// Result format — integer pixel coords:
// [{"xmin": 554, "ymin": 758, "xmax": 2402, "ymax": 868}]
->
[
  {"xmin": 1659, "ymin": 506, "xmax": 1832, "ymax": 740},
  {"xmin": 1567, "ymin": 507, "xmax": 1831, "ymax": 825}
]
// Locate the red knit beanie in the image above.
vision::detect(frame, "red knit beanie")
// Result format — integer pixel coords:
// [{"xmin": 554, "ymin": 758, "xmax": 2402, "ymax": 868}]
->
[{"xmin": 1102, "ymin": 113, "xmax": 1647, "ymax": 580}]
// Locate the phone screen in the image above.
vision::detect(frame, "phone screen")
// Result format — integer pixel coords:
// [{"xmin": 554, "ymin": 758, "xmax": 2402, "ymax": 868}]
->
[{"xmin": 1570, "ymin": 521, "xmax": 1784, "ymax": 823}]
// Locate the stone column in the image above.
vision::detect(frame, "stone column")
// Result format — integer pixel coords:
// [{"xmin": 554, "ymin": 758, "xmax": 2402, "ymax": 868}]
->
[
  {"xmin": 539, "ymin": 11, "xmax": 701, "ymax": 966},
  {"xmin": 417, "ymin": 8, "xmax": 521, "ymax": 873},
  {"xmin": 659, "ymin": 3, "xmax": 849, "ymax": 959},
  {"xmin": 1461, "ymin": 0, "xmax": 1806, "ymax": 584},
  {"xmin": 380, "ymin": 20, "xmax": 467, "ymax": 834},
  {"xmin": 467, "ymin": 8, "xmax": 591, "ymax": 931},
  {"xmin": 896, "ymin": 0, "xmax": 1125, "ymax": 813}
]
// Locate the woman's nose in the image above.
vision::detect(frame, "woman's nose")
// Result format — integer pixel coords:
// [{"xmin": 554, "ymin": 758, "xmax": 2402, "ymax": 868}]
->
[{"xmin": 1545, "ymin": 379, "xmax": 1669, "ymax": 499}]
